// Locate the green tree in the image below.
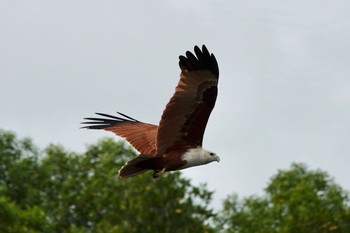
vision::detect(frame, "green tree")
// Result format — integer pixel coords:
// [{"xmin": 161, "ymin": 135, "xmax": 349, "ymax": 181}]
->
[
  {"xmin": 3, "ymin": 129, "xmax": 350, "ymax": 233},
  {"xmin": 216, "ymin": 163, "xmax": 350, "ymax": 233},
  {"xmin": 0, "ymin": 130, "xmax": 214, "ymax": 233},
  {"xmin": 0, "ymin": 196, "xmax": 52, "ymax": 233}
]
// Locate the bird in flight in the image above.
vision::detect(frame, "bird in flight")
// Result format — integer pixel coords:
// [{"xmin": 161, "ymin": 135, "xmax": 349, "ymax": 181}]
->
[{"xmin": 82, "ymin": 45, "xmax": 220, "ymax": 178}]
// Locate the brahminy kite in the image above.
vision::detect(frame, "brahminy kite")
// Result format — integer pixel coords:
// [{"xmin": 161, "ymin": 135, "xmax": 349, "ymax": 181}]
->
[{"xmin": 82, "ymin": 45, "xmax": 220, "ymax": 178}]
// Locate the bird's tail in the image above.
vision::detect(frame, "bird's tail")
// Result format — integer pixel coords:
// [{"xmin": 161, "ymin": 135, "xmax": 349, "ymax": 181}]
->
[{"xmin": 118, "ymin": 155, "xmax": 155, "ymax": 178}]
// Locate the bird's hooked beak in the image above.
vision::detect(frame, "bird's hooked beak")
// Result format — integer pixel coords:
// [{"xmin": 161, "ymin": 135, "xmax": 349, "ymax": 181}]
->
[{"xmin": 214, "ymin": 155, "xmax": 220, "ymax": 162}]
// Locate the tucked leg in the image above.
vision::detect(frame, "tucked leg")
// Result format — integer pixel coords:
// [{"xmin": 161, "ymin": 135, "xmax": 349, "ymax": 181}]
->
[{"xmin": 153, "ymin": 168, "xmax": 166, "ymax": 178}]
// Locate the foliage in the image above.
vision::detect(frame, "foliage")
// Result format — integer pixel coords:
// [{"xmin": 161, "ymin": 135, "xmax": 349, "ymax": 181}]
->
[
  {"xmin": 0, "ymin": 129, "xmax": 214, "ymax": 233},
  {"xmin": 2, "ymin": 129, "xmax": 350, "ymax": 233},
  {"xmin": 216, "ymin": 163, "xmax": 350, "ymax": 233}
]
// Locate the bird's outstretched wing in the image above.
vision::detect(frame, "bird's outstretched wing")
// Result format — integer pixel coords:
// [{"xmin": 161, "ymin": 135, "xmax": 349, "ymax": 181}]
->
[
  {"xmin": 156, "ymin": 45, "xmax": 219, "ymax": 154},
  {"xmin": 82, "ymin": 112, "xmax": 158, "ymax": 155}
]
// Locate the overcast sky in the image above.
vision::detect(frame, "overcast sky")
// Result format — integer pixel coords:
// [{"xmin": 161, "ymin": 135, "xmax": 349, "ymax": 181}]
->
[{"xmin": 1, "ymin": 1, "xmax": 350, "ymax": 208}]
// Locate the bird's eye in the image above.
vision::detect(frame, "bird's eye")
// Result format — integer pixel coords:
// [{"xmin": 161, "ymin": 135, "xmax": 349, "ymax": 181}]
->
[{"xmin": 209, "ymin": 152, "xmax": 215, "ymax": 156}]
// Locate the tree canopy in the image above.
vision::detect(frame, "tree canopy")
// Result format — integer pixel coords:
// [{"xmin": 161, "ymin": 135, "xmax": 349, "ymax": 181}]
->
[
  {"xmin": 216, "ymin": 163, "xmax": 350, "ymax": 233},
  {"xmin": 1, "ymin": 129, "xmax": 350, "ymax": 232},
  {"xmin": 0, "ymin": 129, "xmax": 214, "ymax": 233}
]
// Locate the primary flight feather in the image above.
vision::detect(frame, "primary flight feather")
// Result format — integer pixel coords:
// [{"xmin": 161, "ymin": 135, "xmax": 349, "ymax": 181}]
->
[{"xmin": 82, "ymin": 45, "xmax": 220, "ymax": 178}]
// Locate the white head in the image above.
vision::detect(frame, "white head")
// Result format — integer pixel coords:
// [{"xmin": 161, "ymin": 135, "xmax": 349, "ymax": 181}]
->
[{"xmin": 181, "ymin": 147, "xmax": 220, "ymax": 169}]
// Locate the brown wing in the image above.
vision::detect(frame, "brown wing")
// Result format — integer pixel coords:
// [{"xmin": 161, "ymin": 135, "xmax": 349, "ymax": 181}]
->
[
  {"xmin": 81, "ymin": 112, "xmax": 158, "ymax": 155},
  {"xmin": 157, "ymin": 45, "xmax": 219, "ymax": 154}
]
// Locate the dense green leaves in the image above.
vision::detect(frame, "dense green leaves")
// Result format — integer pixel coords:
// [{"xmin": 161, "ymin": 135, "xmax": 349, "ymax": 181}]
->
[
  {"xmin": 0, "ymin": 130, "xmax": 214, "ymax": 233},
  {"xmin": 0, "ymin": 196, "xmax": 52, "ymax": 233},
  {"xmin": 217, "ymin": 163, "xmax": 350, "ymax": 233},
  {"xmin": 1, "ymin": 129, "xmax": 350, "ymax": 232}
]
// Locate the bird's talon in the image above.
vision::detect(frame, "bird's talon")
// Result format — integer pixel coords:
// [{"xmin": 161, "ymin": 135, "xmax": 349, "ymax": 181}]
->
[{"xmin": 153, "ymin": 168, "xmax": 166, "ymax": 178}]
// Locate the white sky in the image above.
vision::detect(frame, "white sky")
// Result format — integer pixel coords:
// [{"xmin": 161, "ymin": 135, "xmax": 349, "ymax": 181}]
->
[{"xmin": 1, "ymin": 1, "xmax": 350, "ymax": 209}]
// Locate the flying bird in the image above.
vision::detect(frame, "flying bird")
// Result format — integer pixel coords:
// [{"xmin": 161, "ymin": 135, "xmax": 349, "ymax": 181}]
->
[{"xmin": 82, "ymin": 45, "xmax": 220, "ymax": 178}]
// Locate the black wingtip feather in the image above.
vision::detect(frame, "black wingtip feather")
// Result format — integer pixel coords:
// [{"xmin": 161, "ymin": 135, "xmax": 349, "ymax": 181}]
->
[
  {"xmin": 116, "ymin": 112, "xmax": 139, "ymax": 122},
  {"xmin": 178, "ymin": 44, "xmax": 219, "ymax": 77},
  {"xmin": 81, "ymin": 112, "xmax": 138, "ymax": 130}
]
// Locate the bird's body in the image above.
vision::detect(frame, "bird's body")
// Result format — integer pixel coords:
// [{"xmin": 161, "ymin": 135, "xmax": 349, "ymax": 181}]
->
[{"xmin": 82, "ymin": 45, "xmax": 220, "ymax": 178}]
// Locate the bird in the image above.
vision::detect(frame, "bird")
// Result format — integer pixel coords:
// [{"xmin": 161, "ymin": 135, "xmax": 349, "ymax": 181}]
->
[{"xmin": 81, "ymin": 45, "xmax": 220, "ymax": 178}]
